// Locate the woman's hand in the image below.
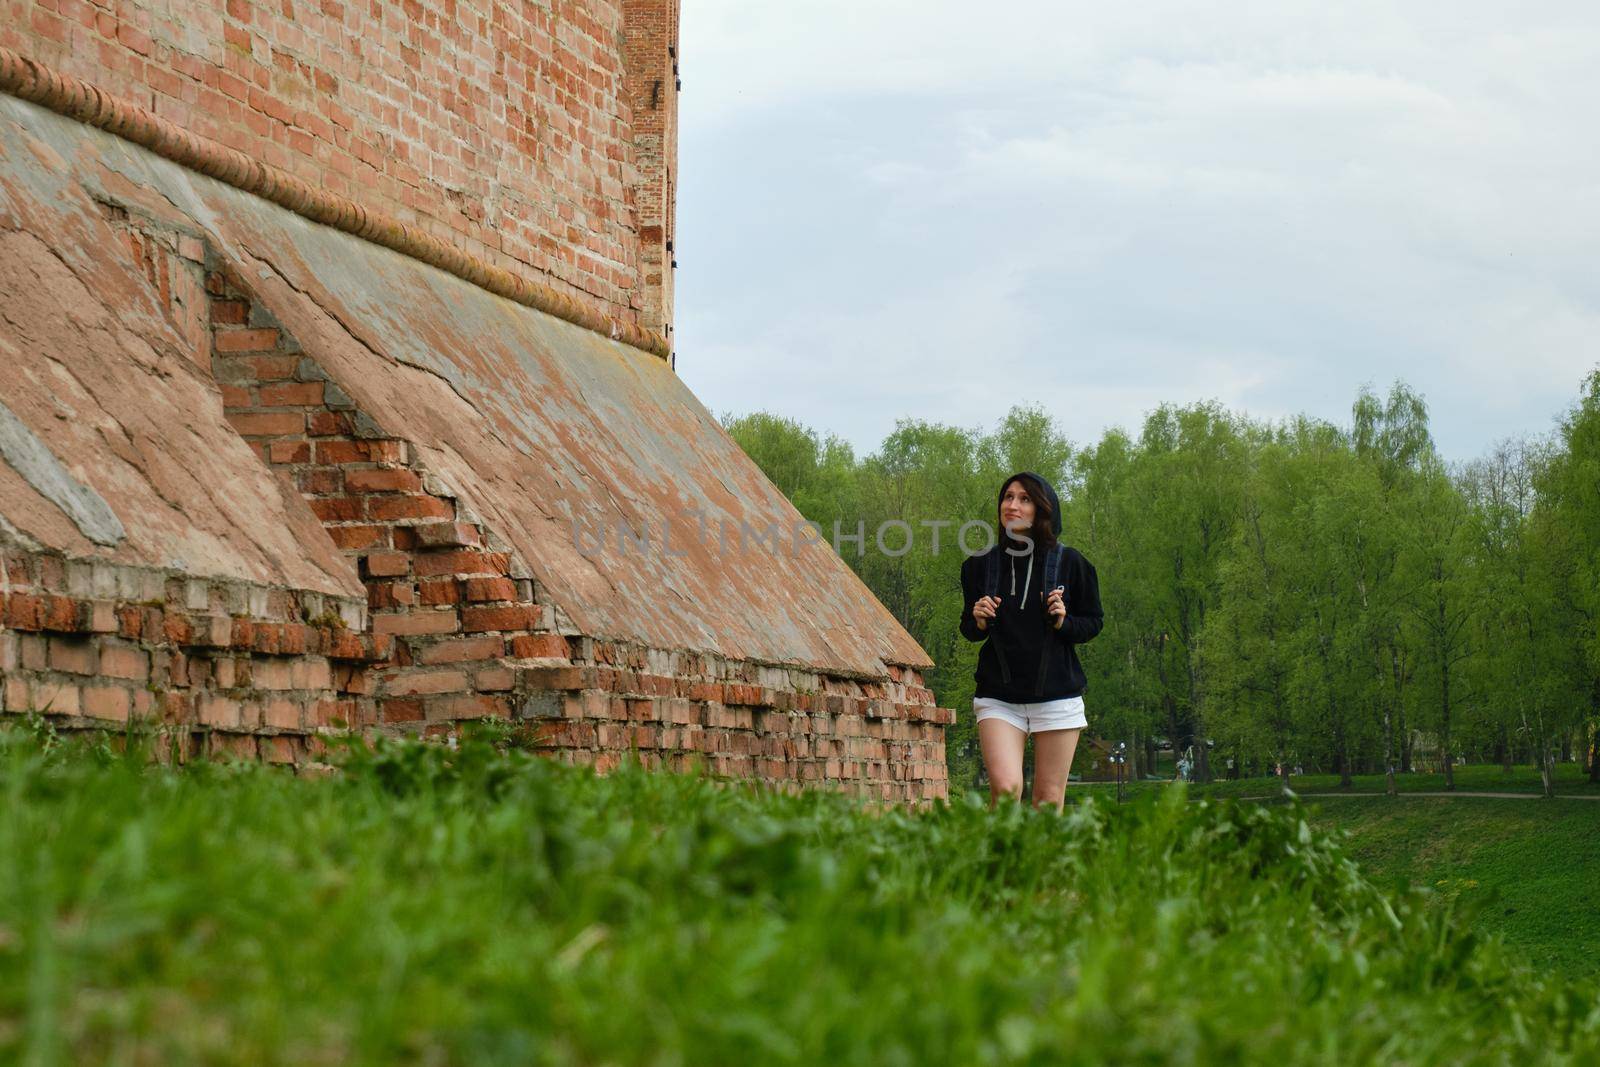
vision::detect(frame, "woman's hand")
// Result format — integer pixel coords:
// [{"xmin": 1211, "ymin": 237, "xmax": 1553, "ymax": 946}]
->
[
  {"xmin": 1045, "ymin": 587, "xmax": 1067, "ymax": 630},
  {"xmin": 972, "ymin": 595, "xmax": 1001, "ymax": 631}
]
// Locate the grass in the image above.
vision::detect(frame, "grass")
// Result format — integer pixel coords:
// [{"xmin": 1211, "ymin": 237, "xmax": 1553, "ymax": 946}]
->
[
  {"xmin": 1304, "ymin": 798, "xmax": 1600, "ymax": 981},
  {"xmin": 1074, "ymin": 761, "xmax": 1600, "ymax": 799},
  {"xmin": 2, "ymin": 723, "xmax": 1598, "ymax": 1065}
]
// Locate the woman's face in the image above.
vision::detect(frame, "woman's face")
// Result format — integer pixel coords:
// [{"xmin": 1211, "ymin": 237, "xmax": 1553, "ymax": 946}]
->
[{"xmin": 1000, "ymin": 481, "xmax": 1035, "ymax": 535}]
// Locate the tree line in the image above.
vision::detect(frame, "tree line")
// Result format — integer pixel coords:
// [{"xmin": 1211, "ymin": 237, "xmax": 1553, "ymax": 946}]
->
[{"xmin": 723, "ymin": 375, "xmax": 1600, "ymax": 796}]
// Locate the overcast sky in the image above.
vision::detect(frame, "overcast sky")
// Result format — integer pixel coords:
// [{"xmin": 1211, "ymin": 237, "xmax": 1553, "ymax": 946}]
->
[{"xmin": 672, "ymin": 0, "xmax": 1598, "ymax": 462}]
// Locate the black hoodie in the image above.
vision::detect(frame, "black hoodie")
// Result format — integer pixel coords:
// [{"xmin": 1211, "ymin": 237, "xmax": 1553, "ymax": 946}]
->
[{"xmin": 958, "ymin": 471, "xmax": 1104, "ymax": 702}]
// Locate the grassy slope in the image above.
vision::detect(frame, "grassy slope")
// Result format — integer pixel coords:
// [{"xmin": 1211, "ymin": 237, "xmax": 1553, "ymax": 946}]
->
[
  {"xmin": 1304, "ymin": 797, "xmax": 1600, "ymax": 980},
  {"xmin": 3, "ymin": 727, "xmax": 1599, "ymax": 1065}
]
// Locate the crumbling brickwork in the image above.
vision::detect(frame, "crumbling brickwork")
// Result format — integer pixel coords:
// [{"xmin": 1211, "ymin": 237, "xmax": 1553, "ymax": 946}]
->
[
  {"xmin": 0, "ymin": 550, "xmax": 386, "ymax": 762},
  {"xmin": 201, "ymin": 269, "xmax": 950, "ymax": 798},
  {"xmin": 0, "ymin": 25, "xmax": 954, "ymax": 801},
  {"xmin": 2, "ymin": 0, "xmax": 676, "ymax": 329}
]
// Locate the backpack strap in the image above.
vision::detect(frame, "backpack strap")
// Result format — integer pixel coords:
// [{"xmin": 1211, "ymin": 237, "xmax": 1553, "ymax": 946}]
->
[
  {"xmin": 980, "ymin": 548, "xmax": 1011, "ymax": 685},
  {"xmin": 1034, "ymin": 543, "xmax": 1068, "ymax": 698}
]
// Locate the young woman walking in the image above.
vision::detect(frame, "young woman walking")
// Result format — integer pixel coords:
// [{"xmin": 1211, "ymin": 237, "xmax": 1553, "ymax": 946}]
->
[{"xmin": 960, "ymin": 472, "xmax": 1103, "ymax": 811}]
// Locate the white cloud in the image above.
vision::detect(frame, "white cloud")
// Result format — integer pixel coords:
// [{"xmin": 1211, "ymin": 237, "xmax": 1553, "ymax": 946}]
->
[{"xmin": 676, "ymin": 0, "xmax": 1600, "ymax": 461}]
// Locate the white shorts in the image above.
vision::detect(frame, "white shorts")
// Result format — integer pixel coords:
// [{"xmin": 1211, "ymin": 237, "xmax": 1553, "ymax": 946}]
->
[{"xmin": 974, "ymin": 696, "xmax": 1088, "ymax": 735}]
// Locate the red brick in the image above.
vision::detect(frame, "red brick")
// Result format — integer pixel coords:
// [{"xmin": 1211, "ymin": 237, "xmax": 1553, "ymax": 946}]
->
[
  {"xmin": 327, "ymin": 525, "xmax": 387, "ymax": 550},
  {"xmin": 461, "ymin": 605, "xmax": 538, "ymax": 632},
  {"xmin": 345, "ymin": 468, "xmax": 423, "ymax": 493},
  {"xmin": 309, "ymin": 496, "xmax": 364, "ymax": 522},
  {"xmin": 100, "ymin": 644, "xmax": 150, "ymax": 681},
  {"xmin": 383, "ymin": 669, "xmax": 468, "ymax": 696},
  {"xmin": 462, "ymin": 577, "xmax": 516, "ymax": 602},
  {"xmin": 258, "ymin": 382, "xmax": 324, "ymax": 406},
  {"xmin": 211, "ymin": 299, "xmax": 249, "ymax": 325},
  {"xmin": 367, "ymin": 495, "xmax": 453, "ymax": 522},
  {"xmin": 372, "ymin": 610, "xmax": 459, "ymax": 636},
  {"xmin": 363, "ymin": 552, "xmax": 411, "ymax": 577},
  {"xmin": 43, "ymin": 596, "xmax": 81, "ymax": 632},
  {"xmin": 367, "ymin": 581, "xmax": 415, "ymax": 610},
  {"xmin": 315, "ymin": 440, "xmax": 381, "ymax": 465},
  {"xmin": 418, "ymin": 579, "xmax": 460, "ymax": 606},
  {"xmin": 380, "ymin": 697, "xmax": 424, "ymax": 723},
  {"xmin": 413, "ymin": 522, "xmax": 479, "ymax": 548},
  {"xmin": 83, "ymin": 684, "xmax": 133, "ymax": 722},
  {"xmin": 227, "ymin": 411, "xmax": 305, "ymax": 436},
  {"xmin": 426, "ymin": 693, "xmax": 506, "ymax": 722},
  {"xmin": 307, "ymin": 412, "xmax": 352, "ymax": 436},
  {"xmin": 213, "ymin": 327, "xmax": 280, "ymax": 352},
  {"xmin": 48, "ymin": 637, "xmax": 96, "ymax": 675},
  {"xmin": 418, "ymin": 636, "xmax": 504, "ymax": 664},
  {"xmin": 269, "ymin": 439, "xmax": 312, "ymax": 463},
  {"xmin": 510, "ymin": 633, "xmax": 569, "ymax": 659},
  {"xmin": 413, "ymin": 550, "xmax": 508, "ymax": 578},
  {"xmin": 5, "ymin": 594, "xmax": 43, "ymax": 630},
  {"xmin": 475, "ymin": 666, "xmax": 515, "ymax": 691},
  {"xmin": 247, "ymin": 355, "xmax": 302, "ymax": 380}
]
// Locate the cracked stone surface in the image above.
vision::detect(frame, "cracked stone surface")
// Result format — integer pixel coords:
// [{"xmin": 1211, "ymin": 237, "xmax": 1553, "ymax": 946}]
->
[
  {"xmin": 0, "ymin": 95, "xmax": 931, "ymax": 675},
  {"xmin": 0, "ymin": 109, "xmax": 362, "ymax": 597}
]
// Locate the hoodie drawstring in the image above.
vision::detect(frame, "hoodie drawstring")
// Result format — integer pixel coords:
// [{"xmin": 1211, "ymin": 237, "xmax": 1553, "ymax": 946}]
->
[{"xmin": 1009, "ymin": 553, "xmax": 1034, "ymax": 603}]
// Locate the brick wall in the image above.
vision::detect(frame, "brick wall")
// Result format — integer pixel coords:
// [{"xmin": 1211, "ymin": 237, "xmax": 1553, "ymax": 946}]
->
[
  {"xmin": 0, "ymin": 550, "xmax": 386, "ymax": 763},
  {"xmin": 201, "ymin": 266, "xmax": 951, "ymax": 801},
  {"xmin": 2, "ymin": 0, "xmax": 678, "ymax": 331},
  {"xmin": 622, "ymin": 0, "xmax": 678, "ymax": 339}
]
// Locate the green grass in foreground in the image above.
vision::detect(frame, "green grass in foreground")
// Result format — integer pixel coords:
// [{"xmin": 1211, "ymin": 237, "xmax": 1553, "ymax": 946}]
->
[
  {"xmin": 1305, "ymin": 798, "xmax": 1600, "ymax": 981},
  {"xmin": 3, "ymin": 724, "xmax": 1599, "ymax": 1066}
]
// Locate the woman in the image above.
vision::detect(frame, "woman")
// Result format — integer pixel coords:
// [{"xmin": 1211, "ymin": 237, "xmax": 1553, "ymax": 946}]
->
[{"xmin": 959, "ymin": 472, "xmax": 1103, "ymax": 810}]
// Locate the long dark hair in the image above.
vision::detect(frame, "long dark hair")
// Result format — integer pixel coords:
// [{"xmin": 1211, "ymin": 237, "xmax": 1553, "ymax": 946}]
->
[{"xmin": 999, "ymin": 473, "xmax": 1058, "ymax": 551}]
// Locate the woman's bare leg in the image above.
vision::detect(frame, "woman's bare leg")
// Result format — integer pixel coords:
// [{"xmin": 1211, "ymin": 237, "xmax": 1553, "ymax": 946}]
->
[
  {"xmin": 1032, "ymin": 727, "xmax": 1082, "ymax": 812},
  {"xmin": 978, "ymin": 718, "xmax": 1027, "ymax": 806}
]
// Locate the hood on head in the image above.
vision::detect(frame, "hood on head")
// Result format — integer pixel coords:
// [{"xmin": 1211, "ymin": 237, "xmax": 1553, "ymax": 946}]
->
[{"xmin": 998, "ymin": 471, "xmax": 1062, "ymax": 538}]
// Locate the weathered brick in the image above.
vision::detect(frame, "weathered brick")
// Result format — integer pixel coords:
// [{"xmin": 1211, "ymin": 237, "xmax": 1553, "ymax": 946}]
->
[
  {"xmin": 99, "ymin": 644, "xmax": 150, "ymax": 681},
  {"xmin": 412, "ymin": 522, "xmax": 479, "ymax": 548},
  {"xmin": 261, "ymin": 697, "xmax": 302, "ymax": 729},
  {"xmin": 461, "ymin": 605, "xmax": 538, "ymax": 632},
  {"xmin": 463, "ymin": 577, "xmax": 516, "ymax": 602},
  {"xmin": 257, "ymin": 381, "xmax": 324, "ymax": 406},
  {"xmin": 367, "ymin": 495, "xmax": 453, "ymax": 522},
  {"xmin": 510, "ymin": 633, "xmax": 569, "ymax": 659},
  {"xmin": 198, "ymin": 694, "xmax": 242, "ymax": 729},
  {"xmin": 327, "ymin": 525, "xmax": 388, "ymax": 550},
  {"xmin": 417, "ymin": 636, "xmax": 504, "ymax": 664},
  {"xmin": 413, "ymin": 550, "xmax": 508, "ymax": 578},
  {"xmin": 48, "ymin": 637, "xmax": 96, "ymax": 675},
  {"xmin": 372, "ymin": 610, "xmax": 459, "ymax": 636},
  {"xmin": 33, "ymin": 681, "xmax": 82, "ymax": 716},
  {"xmin": 82, "ymin": 684, "xmax": 132, "ymax": 722},
  {"xmin": 380, "ymin": 697, "xmax": 424, "ymax": 723},
  {"xmin": 382, "ymin": 669, "xmax": 468, "ymax": 696},
  {"xmin": 227, "ymin": 411, "xmax": 305, "ymax": 437},
  {"xmin": 426, "ymin": 693, "xmax": 506, "ymax": 722},
  {"xmin": 345, "ymin": 468, "xmax": 423, "ymax": 493},
  {"xmin": 418, "ymin": 579, "xmax": 460, "ymax": 606},
  {"xmin": 309, "ymin": 496, "xmax": 364, "ymax": 522},
  {"xmin": 211, "ymin": 299, "xmax": 249, "ymax": 324},
  {"xmin": 363, "ymin": 552, "xmax": 411, "ymax": 577},
  {"xmin": 214, "ymin": 327, "xmax": 281, "ymax": 352},
  {"xmin": 474, "ymin": 665, "xmax": 515, "ymax": 691},
  {"xmin": 308, "ymin": 411, "xmax": 353, "ymax": 436}
]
